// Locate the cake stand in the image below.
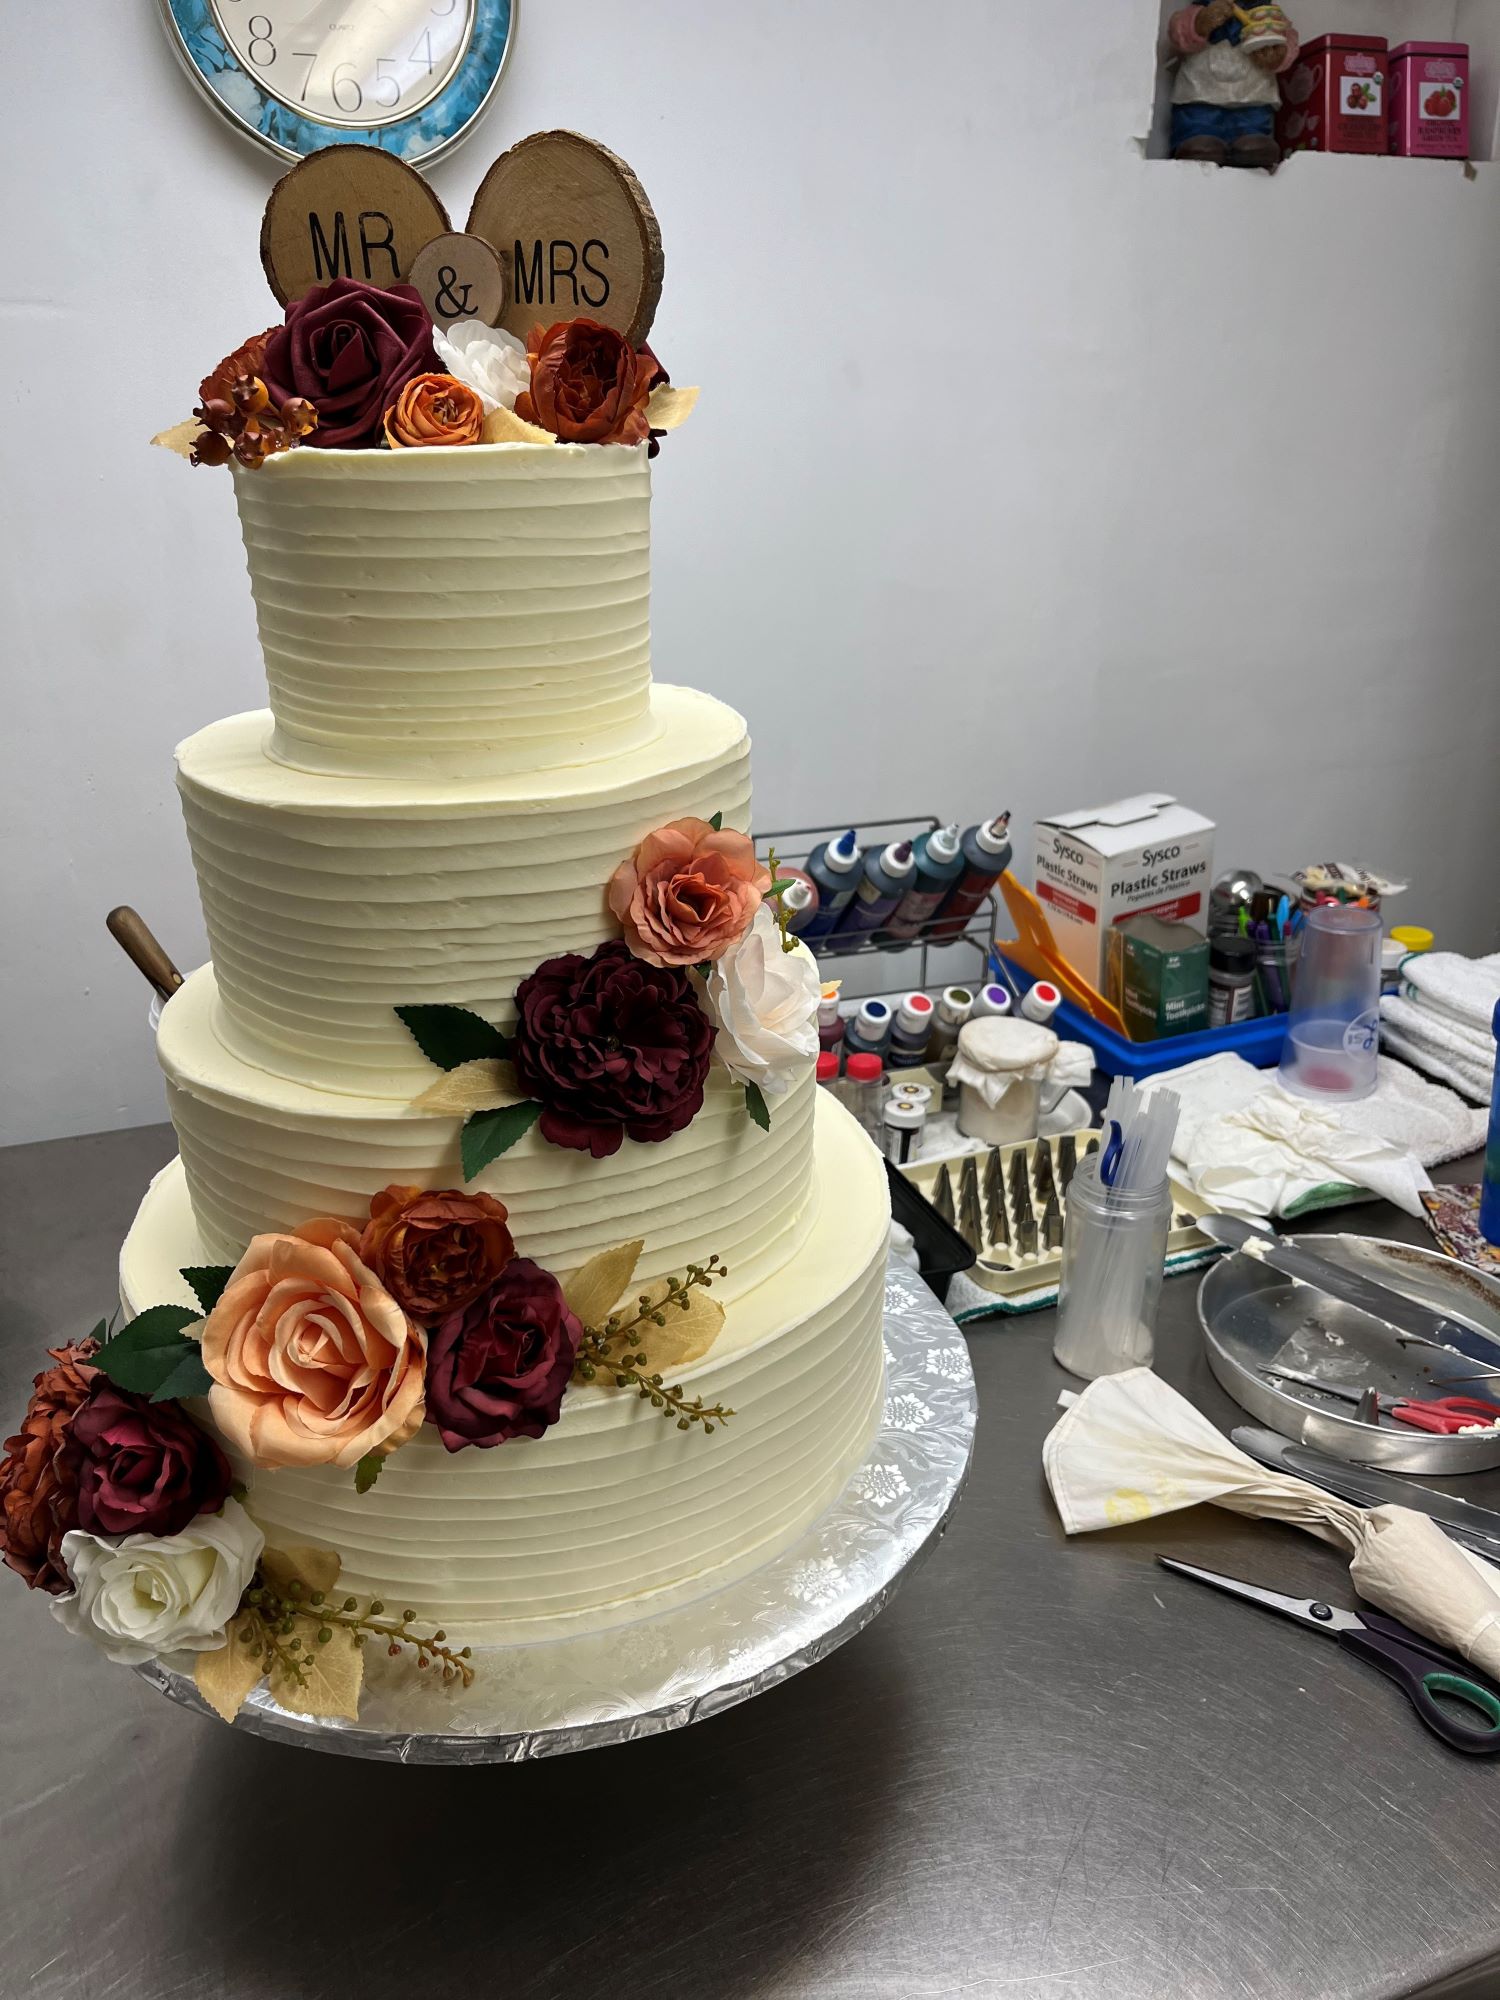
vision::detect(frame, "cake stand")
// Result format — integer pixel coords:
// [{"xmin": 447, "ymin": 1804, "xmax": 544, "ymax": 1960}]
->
[{"xmin": 137, "ymin": 1257, "xmax": 976, "ymax": 1761}]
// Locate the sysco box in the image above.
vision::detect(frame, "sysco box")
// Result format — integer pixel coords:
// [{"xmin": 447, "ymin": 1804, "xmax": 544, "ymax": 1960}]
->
[
  {"xmin": 1032, "ymin": 794, "xmax": 1215, "ymax": 992},
  {"xmin": 1390, "ymin": 43, "xmax": 1469, "ymax": 158},
  {"xmin": 1278, "ymin": 34, "xmax": 1389, "ymax": 156}
]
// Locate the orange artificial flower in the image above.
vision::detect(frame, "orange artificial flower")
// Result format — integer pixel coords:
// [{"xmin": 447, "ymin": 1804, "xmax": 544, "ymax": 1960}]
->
[
  {"xmin": 516, "ymin": 319, "xmax": 661, "ymax": 446},
  {"xmin": 198, "ymin": 1218, "xmax": 425, "ymax": 1470},
  {"xmin": 607, "ymin": 817, "xmax": 772, "ymax": 969},
  {"xmin": 360, "ymin": 1186, "xmax": 514, "ymax": 1321},
  {"xmin": 383, "ymin": 372, "xmax": 486, "ymax": 449}
]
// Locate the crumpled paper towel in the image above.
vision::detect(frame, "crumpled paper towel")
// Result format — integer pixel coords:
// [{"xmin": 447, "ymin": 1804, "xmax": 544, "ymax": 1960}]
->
[{"xmin": 1044, "ymin": 1368, "xmax": 1500, "ymax": 1680}]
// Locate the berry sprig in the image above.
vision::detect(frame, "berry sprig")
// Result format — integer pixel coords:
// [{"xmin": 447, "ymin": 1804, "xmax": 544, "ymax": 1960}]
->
[
  {"xmin": 573, "ymin": 1255, "xmax": 734, "ymax": 1432},
  {"xmin": 191, "ymin": 374, "xmax": 318, "ymax": 469},
  {"xmin": 236, "ymin": 1572, "xmax": 474, "ymax": 1687}
]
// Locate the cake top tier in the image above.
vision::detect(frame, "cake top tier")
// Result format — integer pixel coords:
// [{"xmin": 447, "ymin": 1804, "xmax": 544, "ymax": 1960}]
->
[{"xmin": 232, "ymin": 440, "xmax": 658, "ymax": 781}]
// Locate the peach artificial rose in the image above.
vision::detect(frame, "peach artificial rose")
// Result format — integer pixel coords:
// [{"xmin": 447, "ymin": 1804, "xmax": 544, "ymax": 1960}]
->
[
  {"xmin": 199, "ymin": 1218, "xmax": 426, "ymax": 1470},
  {"xmin": 383, "ymin": 372, "xmax": 486, "ymax": 449},
  {"xmin": 360, "ymin": 1185, "xmax": 514, "ymax": 1321},
  {"xmin": 607, "ymin": 817, "xmax": 772, "ymax": 969}
]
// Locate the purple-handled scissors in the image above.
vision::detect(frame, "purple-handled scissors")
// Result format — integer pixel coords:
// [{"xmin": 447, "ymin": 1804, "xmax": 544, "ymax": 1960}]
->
[{"xmin": 1157, "ymin": 1556, "xmax": 1500, "ymax": 1755}]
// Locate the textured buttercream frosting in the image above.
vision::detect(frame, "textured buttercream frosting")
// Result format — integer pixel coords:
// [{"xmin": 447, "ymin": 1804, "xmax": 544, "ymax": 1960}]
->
[
  {"xmin": 120, "ymin": 1099, "xmax": 889, "ymax": 1642},
  {"xmin": 175, "ymin": 686, "xmax": 750, "ymax": 1096},
  {"xmin": 232, "ymin": 441, "xmax": 656, "ymax": 779},
  {"xmin": 158, "ymin": 963, "xmax": 817, "ymax": 1303}
]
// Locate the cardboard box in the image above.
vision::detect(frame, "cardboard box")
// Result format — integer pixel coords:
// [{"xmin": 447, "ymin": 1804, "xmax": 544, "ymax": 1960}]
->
[{"xmin": 1032, "ymin": 795, "xmax": 1215, "ymax": 991}]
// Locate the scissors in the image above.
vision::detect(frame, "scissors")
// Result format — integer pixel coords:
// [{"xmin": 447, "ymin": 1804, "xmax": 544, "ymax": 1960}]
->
[
  {"xmin": 1158, "ymin": 1556, "xmax": 1500, "ymax": 1754},
  {"xmin": 1262, "ymin": 1366, "xmax": 1500, "ymax": 1436}
]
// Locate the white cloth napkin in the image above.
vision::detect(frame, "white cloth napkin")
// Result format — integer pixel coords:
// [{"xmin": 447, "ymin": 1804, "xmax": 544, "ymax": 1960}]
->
[
  {"xmin": 1044, "ymin": 1368, "xmax": 1500, "ymax": 1680},
  {"xmin": 1381, "ymin": 992, "xmax": 1495, "ymax": 1105}
]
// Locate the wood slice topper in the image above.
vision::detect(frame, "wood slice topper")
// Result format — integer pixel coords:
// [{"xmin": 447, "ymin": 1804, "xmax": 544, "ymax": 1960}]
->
[
  {"xmin": 407, "ymin": 232, "xmax": 508, "ymax": 329},
  {"xmin": 466, "ymin": 131, "xmax": 663, "ymax": 346},
  {"xmin": 261, "ymin": 145, "xmax": 451, "ymax": 306}
]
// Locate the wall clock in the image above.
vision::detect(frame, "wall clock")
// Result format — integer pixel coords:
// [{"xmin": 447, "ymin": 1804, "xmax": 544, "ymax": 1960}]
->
[{"xmin": 157, "ymin": 0, "xmax": 516, "ymax": 165}]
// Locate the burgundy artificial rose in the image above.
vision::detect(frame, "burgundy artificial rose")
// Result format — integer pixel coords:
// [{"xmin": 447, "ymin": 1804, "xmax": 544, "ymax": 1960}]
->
[
  {"xmin": 61, "ymin": 1380, "xmax": 232, "ymax": 1540},
  {"xmin": 261, "ymin": 278, "xmax": 438, "ymax": 449},
  {"xmin": 511, "ymin": 939, "xmax": 715, "ymax": 1158},
  {"xmin": 426, "ymin": 1259, "xmax": 584, "ymax": 1451}
]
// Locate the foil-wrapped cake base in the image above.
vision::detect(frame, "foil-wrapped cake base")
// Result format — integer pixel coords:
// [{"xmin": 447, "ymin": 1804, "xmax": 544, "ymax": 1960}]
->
[{"xmin": 137, "ymin": 1259, "xmax": 976, "ymax": 1762}]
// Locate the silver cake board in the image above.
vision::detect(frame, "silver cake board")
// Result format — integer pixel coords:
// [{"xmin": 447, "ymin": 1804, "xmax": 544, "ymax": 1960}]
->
[{"xmin": 136, "ymin": 1257, "xmax": 976, "ymax": 1762}]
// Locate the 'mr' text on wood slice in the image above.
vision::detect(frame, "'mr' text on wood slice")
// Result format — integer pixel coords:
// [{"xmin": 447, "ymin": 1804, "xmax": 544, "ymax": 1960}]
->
[{"xmin": 261, "ymin": 144, "xmax": 451, "ymax": 305}]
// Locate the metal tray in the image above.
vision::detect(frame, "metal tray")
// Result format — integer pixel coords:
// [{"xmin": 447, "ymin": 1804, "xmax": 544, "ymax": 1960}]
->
[{"xmin": 1199, "ymin": 1232, "xmax": 1500, "ymax": 1474}]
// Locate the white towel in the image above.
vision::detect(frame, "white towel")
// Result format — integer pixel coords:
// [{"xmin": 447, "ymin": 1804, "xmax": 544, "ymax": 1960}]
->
[
  {"xmin": 1380, "ymin": 992, "xmax": 1495, "ymax": 1104},
  {"xmin": 1399, "ymin": 951, "xmax": 1500, "ymax": 1038}
]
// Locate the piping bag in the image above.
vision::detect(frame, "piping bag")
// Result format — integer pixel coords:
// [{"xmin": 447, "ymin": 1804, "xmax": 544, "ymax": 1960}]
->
[{"xmin": 1044, "ymin": 1369, "xmax": 1500, "ymax": 1679}]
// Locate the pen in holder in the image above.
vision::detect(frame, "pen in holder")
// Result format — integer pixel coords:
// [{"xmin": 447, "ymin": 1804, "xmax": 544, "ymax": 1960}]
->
[{"xmin": 1052, "ymin": 1080, "xmax": 1180, "ymax": 1381}]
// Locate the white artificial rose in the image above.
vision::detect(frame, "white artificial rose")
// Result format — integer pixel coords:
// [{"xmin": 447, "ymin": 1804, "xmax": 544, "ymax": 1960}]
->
[
  {"xmin": 706, "ymin": 907, "xmax": 821, "ymax": 1095},
  {"xmin": 431, "ymin": 318, "xmax": 530, "ymax": 414},
  {"xmin": 50, "ymin": 1500, "xmax": 264, "ymax": 1667}
]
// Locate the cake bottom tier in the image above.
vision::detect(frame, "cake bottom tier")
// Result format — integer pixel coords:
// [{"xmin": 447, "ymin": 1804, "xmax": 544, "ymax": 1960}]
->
[{"xmin": 119, "ymin": 1099, "xmax": 890, "ymax": 1645}]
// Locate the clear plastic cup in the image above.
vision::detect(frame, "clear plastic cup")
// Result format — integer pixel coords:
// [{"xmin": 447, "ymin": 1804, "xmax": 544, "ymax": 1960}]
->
[{"xmin": 1278, "ymin": 904, "xmax": 1382, "ymax": 1101}]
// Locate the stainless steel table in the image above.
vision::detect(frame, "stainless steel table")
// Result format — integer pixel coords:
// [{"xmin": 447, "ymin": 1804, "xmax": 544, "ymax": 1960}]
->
[{"xmin": 3, "ymin": 1125, "xmax": 1498, "ymax": 2000}]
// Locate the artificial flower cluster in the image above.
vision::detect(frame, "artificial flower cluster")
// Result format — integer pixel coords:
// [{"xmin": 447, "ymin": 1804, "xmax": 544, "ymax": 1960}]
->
[
  {"xmin": 0, "ymin": 1204, "xmax": 729, "ymax": 1721},
  {"xmin": 167, "ymin": 276, "xmax": 696, "ymax": 467},
  {"xmin": 397, "ymin": 817, "xmax": 823, "ymax": 1172}
]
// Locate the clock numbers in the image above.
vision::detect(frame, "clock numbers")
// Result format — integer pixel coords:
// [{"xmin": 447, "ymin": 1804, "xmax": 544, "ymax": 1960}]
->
[{"xmin": 208, "ymin": 1, "xmax": 476, "ymax": 129}]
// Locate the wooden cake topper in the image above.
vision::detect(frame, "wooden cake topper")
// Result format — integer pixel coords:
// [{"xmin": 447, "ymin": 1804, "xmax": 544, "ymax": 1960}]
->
[
  {"xmin": 466, "ymin": 131, "xmax": 663, "ymax": 345},
  {"xmin": 261, "ymin": 145, "xmax": 451, "ymax": 306},
  {"xmin": 407, "ymin": 232, "xmax": 508, "ymax": 329}
]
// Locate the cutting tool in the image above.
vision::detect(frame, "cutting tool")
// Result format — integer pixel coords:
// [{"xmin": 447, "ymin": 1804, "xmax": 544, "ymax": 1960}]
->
[{"xmin": 1158, "ymin": 1555, "xmax": 1500, "ymax": 1755}]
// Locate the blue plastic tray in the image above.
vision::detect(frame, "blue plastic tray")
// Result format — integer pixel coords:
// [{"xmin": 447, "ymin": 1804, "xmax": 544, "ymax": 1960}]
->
[{"xmin": 992, "ymin": 954, "xmax": 1287, "ymax": 1081}]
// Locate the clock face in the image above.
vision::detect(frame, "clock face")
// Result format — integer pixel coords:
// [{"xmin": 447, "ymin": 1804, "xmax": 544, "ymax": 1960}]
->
[
  {"xmin": 208, "ymin": 0, "xmax": 475, "ymax": 129},
  {"xmin": 160, "ymin": 0, "xmax": 514, "ymax": 164}
]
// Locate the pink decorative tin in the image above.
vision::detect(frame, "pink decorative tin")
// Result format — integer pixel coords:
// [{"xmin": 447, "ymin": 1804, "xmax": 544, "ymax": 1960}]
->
[{"xmin": 1390, "ymin": 42, "xmax": 1470, "ymax": 159}]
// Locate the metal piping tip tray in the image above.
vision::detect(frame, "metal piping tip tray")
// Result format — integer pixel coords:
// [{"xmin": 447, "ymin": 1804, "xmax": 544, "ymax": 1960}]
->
[
  {"xmin": 1198, "ymin": 1232, "xmax": 1500, "ymax": 1474},
  {"xmin": 901, "ymin": 1127, "xmax": 1222, "ymax": 1315}
]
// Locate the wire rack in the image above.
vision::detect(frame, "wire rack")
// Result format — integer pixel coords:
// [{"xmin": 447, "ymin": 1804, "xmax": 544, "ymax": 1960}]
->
[{"xmin": 755, "ymin": 816, "xmax": 999, "ymax": 1000}]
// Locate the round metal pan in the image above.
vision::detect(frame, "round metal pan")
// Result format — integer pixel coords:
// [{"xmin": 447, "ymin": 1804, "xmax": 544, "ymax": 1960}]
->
[{"xmin": 1198, "ymin": 1232, "xmax": 1500, "ymax": 1474}]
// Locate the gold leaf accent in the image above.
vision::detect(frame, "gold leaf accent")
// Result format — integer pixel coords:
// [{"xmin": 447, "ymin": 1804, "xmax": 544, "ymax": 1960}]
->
[
  {"xmin": 645, "ymin": 384, "xmax": 699, "ymax": 431},
  {"xmin": 563, "ymin": 1239, "xmax": 644, "ymax": 1328},
  {"xmin": 267, "ymin": 1618, "xmax": 363, "ymax": 1721},
  {"xmin": 261, "ymin": 1544, "xmax": 342, "ymax": 1599},
  {"xmin": 193, "ymin": 1612, "xmax": 265, "ymax": 1724},
  {"xmin": 410, "ymin": 1058, "xmax": 524, "ymax": 1114},
  {"xmin": 636, "ymin": 1279, "xmax": 725, "ymax": 1369},
  {"xmin": 480, "ymin": 404, "xmax": 556, "ymax": 446},
  {"xmin": 151, "ymin": 418, "xmax": 204, "ymax": 459}
]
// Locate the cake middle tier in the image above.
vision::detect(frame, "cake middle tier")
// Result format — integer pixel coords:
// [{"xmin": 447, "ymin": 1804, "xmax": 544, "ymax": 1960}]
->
[
  {"xmin": 176, "ymin": 684, "xmax": 750, "ymax": 1096},
  {"xmin": 158, "ymin": 963, "xmax": 818, "ymax": 1304}
]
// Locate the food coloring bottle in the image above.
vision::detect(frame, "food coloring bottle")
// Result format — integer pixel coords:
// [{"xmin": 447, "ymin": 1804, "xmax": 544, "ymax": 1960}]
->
[
  {"xmin": 838, "ymin": 840, "xmax": 916, "ymax": 940},
  {"xmin": 799, "ymin": 831, "xmax": 863, "ymax": 940},
  {"xmin": 777, "ymin": 872, "xmax": 820, "ymax": 936},
  {"xmin": 842, "ymin": 998, "xmax": 894, "ymax": 1059},
  {"xmin": 885, "ymin": 824, "xmax": 966, "ymax": 941},
  {"xmin": 970, "ymin": 983, "xmax": 1013, "ymax": 1020},
  {"xmin": 928, "ymin": 986, "xmax": 974, "ymax": 1067},
  {"xmin": 882, "ymin": 1095, "xmax": 926, "ymax": 1165},
  {"xmin": 930, "ymin": 815, "xmax": 1013, "ymax": 944},
  {"xmin": 889, "ymin": 991, "xmax": 936, "ymax": 1068},
  {"xmin": 817, "ymin": 987, "xmax": 845, "ymax": 1057}
]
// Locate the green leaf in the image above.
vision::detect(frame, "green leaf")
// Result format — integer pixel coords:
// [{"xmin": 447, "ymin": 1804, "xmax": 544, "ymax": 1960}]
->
[
  {"xmin": 395, "ymin": 1004, "xmax": 510, "ymax": 1072},
  {"xmin": 769, "ymin": 879, "xmax": 798, "ymax": 897},
  {"xmin": 462, "ymin": 1100, "xmax": 543, "ymax": 1180},
  {"xmin": 354, "ymin": 1453, "xmax": 384, "ymax": 1495},
  {"xmin": 744, "ymin": 1081, "xmax": 771, "ymax": 1132},
  {"xmin": 150, "ymin": 1348, "xmax": 215, "ymax": 1403},
  {"xmin": 92, "ymin": 1305, "xmax": 202, "ymax": 1397},
  {"xmin": 180, "ymin": 1265, "xmax": 235, "ymax": 1315},
  {"xmin": 708, "ymin": 810, "xmax": 723, "ymax": 831},
  {"xmin": 83, "ymin": 1319, "xmax": 107, "ymax": 1350}
]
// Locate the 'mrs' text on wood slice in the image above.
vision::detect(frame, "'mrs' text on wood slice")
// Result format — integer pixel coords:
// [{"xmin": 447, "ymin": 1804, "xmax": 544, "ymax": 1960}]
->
[
  {"xmin": 466, "ymin": 131, "xmax": 663, "ymax": 346},
  {"xmin": 261, "ymin": 145, "xmax": 451, "ymax": 305}
]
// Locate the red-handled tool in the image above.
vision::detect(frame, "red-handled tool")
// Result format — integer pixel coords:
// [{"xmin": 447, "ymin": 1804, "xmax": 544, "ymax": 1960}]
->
[{"xmin": 1262, "ymin": 1366, "xmax": 1500, "ymax": 1436}]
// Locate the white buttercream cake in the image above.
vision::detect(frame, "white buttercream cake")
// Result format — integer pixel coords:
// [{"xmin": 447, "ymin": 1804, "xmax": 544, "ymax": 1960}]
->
[{"xmin": 121, "ymin": 439, "xmax": 890, "ymax": 1645}]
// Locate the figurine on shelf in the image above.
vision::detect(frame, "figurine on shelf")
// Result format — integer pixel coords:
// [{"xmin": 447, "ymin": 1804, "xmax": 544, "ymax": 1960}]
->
[{"xmin": 1166, "ymin": 2, "xmax": 1300, "ymax": 169}]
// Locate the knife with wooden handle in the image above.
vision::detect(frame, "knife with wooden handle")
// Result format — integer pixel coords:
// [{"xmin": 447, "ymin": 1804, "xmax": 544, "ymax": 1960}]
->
[{"xmin": 106, "ymin": 907, "xmax": 184, "ymax": 1003}]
